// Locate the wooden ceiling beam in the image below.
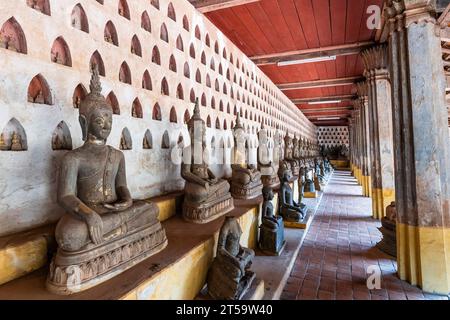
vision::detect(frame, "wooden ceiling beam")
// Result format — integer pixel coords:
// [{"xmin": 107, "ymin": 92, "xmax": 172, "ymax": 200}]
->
[
  {"xmin": 277, "ymin": 76, "xmax": 363, "ymax": 91},
  {"xmin": 292, "ymin": 95, "xmax": 355, "ymax": 105},
  {"xmin": 188, "ymin": 0, "xmax": 261, "ymax": 13},
  {"xmin": 250, "ymin": 42, "xmax": 374, "ymax": 66}
]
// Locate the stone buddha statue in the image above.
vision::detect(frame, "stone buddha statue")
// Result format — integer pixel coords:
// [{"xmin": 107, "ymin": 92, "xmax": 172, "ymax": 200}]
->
[
  {"xmin": 207, "ymin": 215, "xmax": 255, "ymax": 300},
  {"xmin": 279, "ymin": 171, "xmax": 307, "ymax": 222},
  {"xmin": 0, "ymin": 132, "xmax": 9, "ymax": 150},
  {"xmin": 181, "ymin": 99, "xmax": 234, "ymax": 223},
  {"xmin": 259, "ymin": 186, "xmax": 285, "ymax": 255},
  {"xmin": 277, "ymin": 133, "xmax": 293, "ymax": 182},
  {"xmin": 377, "ymin": 202, "xmax": 397, "ymax": 257},
  {"xmin": 10, "ymin": 132, "xmax": 23, "ymax": 151},
  {"xmin": 230, "ymin": 113, "xmax": 263, "ymax": 199},
  {"xmin": 283, "ymin": 133, "xmax": 299, "ymax": 178},
  {"xmin": 47, "ymin": 67, "xmax": 168, "ymax": 295},
  {"xmin": 257, "ymin": 123, "xmax": 280, "ymax": 189}
]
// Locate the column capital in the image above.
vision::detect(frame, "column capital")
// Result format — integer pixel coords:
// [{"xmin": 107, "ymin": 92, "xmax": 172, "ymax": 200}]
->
[
  {"xmin": 355, "ymin": 81, "xmax": 369, "ymax": 101},
  {"xmin": 384, "ymin": 0, "xmax": 438, "ymax": 31},
  {"xmin": 361, "ymin": 44, "xmax": 389, "ymax": 79}
]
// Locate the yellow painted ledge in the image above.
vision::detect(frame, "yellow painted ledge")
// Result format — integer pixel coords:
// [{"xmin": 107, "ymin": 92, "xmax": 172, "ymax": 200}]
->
[
  {"xmin": 397, "ymin": 223, "xmax": 450, "ymax": 295},
  {"xmin": 330, "ymin": 159, "xmax": 349, "ymax": 169}
]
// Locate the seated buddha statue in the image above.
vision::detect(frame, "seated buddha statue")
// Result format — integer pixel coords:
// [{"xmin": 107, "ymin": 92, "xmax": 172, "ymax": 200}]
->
[
  {"xmin": 181, "ymin": 100, "xmax": 234, "ymax": 223},
  {"xmin": 259, "ymin": 186, "xmax": 285, "ymax": 255},
  {"xmin": 47, "ymin": 67, "xmax": 167, "ymax": 295},
  {"xmin": 377, "ymin": 202, "xmax": 397, "ymax": 257},
  {"xmin": 230, "ymin": 114, "xmax": 262, "ymax": 199},
  {"xmin": 284, "ymin": 133, "xmax": 299, "ymax": 178},
  {"xmin": 279, "ymin": 171, "xmax": 307, "ymax": 222},
  {"xmin": 207, "ymin": 216, "xmax": 255, "ymax": 300},
  {"xmin": 257, "ymin": 124, "xmax": 280, "ymax": 189}
]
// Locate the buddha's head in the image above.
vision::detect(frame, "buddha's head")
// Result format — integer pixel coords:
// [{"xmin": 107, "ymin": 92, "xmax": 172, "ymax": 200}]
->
[
  {"xmin": 282, "ymin": 171, "xmax": 292, "ymax": 183},
  {"xmin": 79, "ymin": 66, "xmax": 113, "ymax": 142},
  {"xmin": 262, "ymin": 186, "xmax": 274, "ymax": 201}
]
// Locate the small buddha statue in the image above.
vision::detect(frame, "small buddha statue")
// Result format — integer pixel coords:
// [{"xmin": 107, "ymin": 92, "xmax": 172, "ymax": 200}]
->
[
  {"xmin": 285, "ymin": 133, "xmax": 299, "ymax": 177},
  {"xmin": 46, "ymin": 67, "xmax": 167, "ymax": 295},
  {"xmin": 52, "ymin": 134, "xmax": 63, "ymax": 150},
  {"xmin": 34, "ymin": 89, "xmax": 45, "ymax": 104},
  {"xmin": 74, "ymin": 96, "xmax": 81, "ymax": 108},
  {"xmin": 181, "ymin": 99, "xmax": 234, "ymax": 223},
  {"xmin": 143, "ymin": 136, "xmax": 151, "ymax": 149},
  {"xmin": 51, "ymin": 50, "xmax": 58, "ymax": 63},
  {"xmin": 0, "ymin": 34, "xmax": 7, "ymax": 49},
  {"xmin": 230, "ymin": 113, "xmax": 263, "ymax": 199},
  {"xmin": 257, "ymin": 123, "xmax": 280, "ymax": 189},
  {"xmin": 207, "ymin": 216, "xmax": 255, "ymax": 300},
  {"xmin": 10, "ymin": 132, "xmax": 23, "ymax": 151},
  {"xmin": 0, "ymin": 132, "xmax": 10, "ymax": 150},
  {"xmin": 377, "ymin": 202, "xmax": 397, "ymax": 257},
  {"xmin": 279, "ymin": 171, "xmax": 307, "ymax": 222},
  {"xmin": 259, "ymin": 186, "xmax": 285, "ymax": 255}
]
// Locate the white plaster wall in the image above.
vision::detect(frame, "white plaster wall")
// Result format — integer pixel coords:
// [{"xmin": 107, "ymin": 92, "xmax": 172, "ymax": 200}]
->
[{"xmin": 0, "ymin": 0, "xmax": 317, "ymax": 237}]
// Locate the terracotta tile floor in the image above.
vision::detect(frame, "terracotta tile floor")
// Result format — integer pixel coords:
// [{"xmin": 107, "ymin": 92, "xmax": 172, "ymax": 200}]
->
[{"xmin": 281, "ymin": 170, "xmax": 449, "ymax": 300}]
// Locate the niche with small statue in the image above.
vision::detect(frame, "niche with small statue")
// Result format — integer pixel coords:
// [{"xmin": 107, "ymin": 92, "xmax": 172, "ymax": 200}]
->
[
  {"xmin": 120, "ymin": 128, "xmax": 132, "ymax": 150},
  {"xmin": 27, "ymin": 74, "xmax": 53, "ymax": 105},
  {"xmin": 27, "ymin": 0, "xmax": 51, "ymax": 15},
  {"xmin": 51, "ymin": 37, "xmax": 72, "ymax": 67},
  {"xmin": 0, "ymin": 118, "xmax": 27, "ymax": 151},
  {"xmin": 0, "ymin": 17, "xmax": 27, "ymax": 54},
  {"xmin": 72, "ymin": 84, "xmax": 87, "ymax": 108},
  {"xmin": 51, "ymin": 121, "xmax": 72, "ymax": 151},
  {"xmin": 143, "ymin": 129, "xmax": 153, "ymax": 149}
]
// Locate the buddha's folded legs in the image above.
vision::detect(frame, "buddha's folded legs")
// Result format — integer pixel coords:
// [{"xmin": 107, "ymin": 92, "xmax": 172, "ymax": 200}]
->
[{"xmin": 55, "ymin": 201, "xmax": 158, "ymax": 252}]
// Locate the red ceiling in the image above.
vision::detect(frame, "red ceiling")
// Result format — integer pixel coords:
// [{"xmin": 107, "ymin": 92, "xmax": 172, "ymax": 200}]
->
[{"xmin": 205, "ymin": 0, "xmax": 382, "ymax": 126}]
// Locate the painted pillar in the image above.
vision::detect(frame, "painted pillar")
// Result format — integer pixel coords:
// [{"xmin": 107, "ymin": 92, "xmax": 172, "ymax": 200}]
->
[
  {"xmin": 356, "ymin": 82, "xmax": 371, "ymax": 197},
  {"xmin": 349, "ymin": 118, "xmax": 355, "ymax": 175},
  {"xmin": 353, "ymin": 107, "xmax": 362, "ymax": 185},
  {"xmin": 385, "ymin": 0, "xmax": 450, "ymax": 295},
  {"xmin": 361, "ymin": 45, "xmax": 396, "ymax": 219}
]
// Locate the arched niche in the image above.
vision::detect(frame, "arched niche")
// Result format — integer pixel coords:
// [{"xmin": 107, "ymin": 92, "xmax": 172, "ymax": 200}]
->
[
  {"xmin": 142, "ymin": 70, "xmax": 152, "ymax": 90},
  {"xmin": 211, "ymin": 97, "xmax": 215, "ymax": 109},
  {"xmin": 223, "ymin": 119, "xmax": 227, "ymax": 130},
  {"xmin": 104, "ymin": 21, "xmax": 118, "ymax": 46},
  {"xmin": 161, "ymin": 131, "xmax": 170, "ymax": 149},
  {"xmin": 189, "ymin": 43, "xmax": 195, "ymax": 59},
  {"xmin": 118, "ymin": 0, "xmax": 130, "ymax": 20},
  {"xmin": 132, "ymin": 98, "xmax": 143, "ymax": 118},
  {"xmin": 27, "ymin": 0, "xmax": 51, "ymax": 15},
  {"xmin": 206, "ymin": 115, "xmax": 211, "ymax": 128},
  {"xmin": 143, "ymin": 129, "xmax": 153, "ymax": 149},
  {"xmin": 141, "ymin": 11, "xmax": 151, "ymax": 32},
  {"xmin": 176, "ymin": 35, "xmax": 183, "ymax": 51},
  {"xmin": 106, "ymin": 91, "xmax": 120, "ymax": 115},
  {"xmin": 215, "ymin": 79, "xmax": 219, "ymax": 92},
  {"xmin": 169, "ymin": 55, "xmax": 177, "ymax": 72},
  {"xmin": 218, "ymin": 63, "xmax": 223, "ymax": 75},
  {"xmin": 168, "ymin": 3, "xmax": 176, "ymax": 21},
  {"xmin": 0, "ymin": 118, "xmax": 27, "ymax": 151},
  {"xmin": 214, "ymin": 41, "xmax": 219, "ymax": 54},
  {"xmin": 201, "ymin": 94, "xmax": 206, "ymax": 107},
  {"xmin": 206, "ymin": 74, "xmax": 211, "ymax": 88},
  {"xmin": 219, "ymin": 100, "xmax": 224, "ymax": 112},
  {"xmin": 152, "ymin": 46, "xmax": 160, "ymax": 65},
  {"xmin": 51, "ymin": 36, "xmax": 71, "ymax": 67},
  {"xmin": 183, "ymin": 15, "xmax": 189, "ymax": 31},
  {"xmin": 73, "ymin": 83, "xmax": 87, "ymax": 108},
  {"xmin": 205, "ymin": 34, "xmax": 210, "ymax": 47},
  {"xmin": 0, "ymin": 17, "xmax": 27, "ymax": 54},
  {"xmin": 176, "ymin": 84, "xmax": 184, "ymax": 100},
  {"xmin": 119, "ymin": 61, "xmax": 132, "ymax": 84},
  {"xmin": 201, "ymin": 51, "xmax": 206, "ymax": 65},
  {"xmin": 184, "ymin": 109, "xmax": 190, "ymax": 124},
  {"xmin": 160, "ymin": 23, "xmax": 168, "ymax": 43},
  {"xmin": 90, "ymin": 51, "xmax": 105, "ymax": 76},
  {"xmin": 52, "ymin": 121, "xmax": 72, "ymax": 151},
  {"xmin": 195, "ymin": 69, "xmax": 201, "ymax": 84},
  {"xmin": 210, "ymin": 58, "xmax": 215, "ymax": 71},
  {"xmin": 194, "ymin": 25, "xmax": 201, "ymax": 40},
  {"xmin": 189, "ymin": 89, "xmax": 196, "ymax": 103},
  {"xmin": 170, "ymin": 107, "xmax": 177, "ymax": 123},
  {"xmin": 151, "ymin": 0, "xmax": 160, "ymax": 9},
  {"xmin": 120, "ymin": 128, "xmax": 132, "ymax": 150},
  {"xmin": 215, "ymin": 118, "xmax": 221, "ymax": 130},
  {"xmin": 131, "ymin": 35, "xmax": 142, "ymax": 57},
  {"xmin": 27, "ymin": 74, "xmax": 52, "ymax": 105},
  {"xmin": 152, "ymin": 103, "xmax": 162, "ymax": 121},
  {"xmin": 223, "ymin": 84, "xmax": 227, "ymax": 94},
  {"xmin": 71, "ymin": 4, "xmax": 89, "ymax": 33},
  {"xmin": 184, "ymin": 62, "xmax": 190, "ymax": 78},
  {"xmin": 161, "ymin": 78, "xmax": 169, "ymax": 96}
]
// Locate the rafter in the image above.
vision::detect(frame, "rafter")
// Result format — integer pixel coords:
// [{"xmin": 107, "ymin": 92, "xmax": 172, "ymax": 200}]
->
[
  {"xmin": 188, "ymin": 0, "xmax": 260, "ymax": 13},
  {"xmin": 277, "ymin": 76, "xmax": 362, "ymax": 91},
  {"xmin": 292, "ymin": 95, "xmax": 355, "ymax": 105},
  {"xmin": 250, "ymin": 42, "xmax": 374, "ymax": 66}
]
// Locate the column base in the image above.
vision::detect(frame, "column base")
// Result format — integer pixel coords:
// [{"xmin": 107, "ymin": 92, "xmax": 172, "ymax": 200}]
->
[
  {"xmin": 397, "ymin": 222, "xmax": 450, "ymax": 295},
  {"xmin": 371, "ymin": 188, "xmax": 395, "ymax": 220},
  {"xmin": 362, "ymin": 175, "xmax": 371, "ymax": 198}
]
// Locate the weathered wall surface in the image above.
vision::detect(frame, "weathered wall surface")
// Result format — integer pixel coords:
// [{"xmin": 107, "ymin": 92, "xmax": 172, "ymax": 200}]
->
[{"xmin": 0, "ymin": 0, "xmax": 316, "ymax": 237}]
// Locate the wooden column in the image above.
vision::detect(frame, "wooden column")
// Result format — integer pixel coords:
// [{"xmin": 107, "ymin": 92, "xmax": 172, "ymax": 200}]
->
[{"xmin": 356, "ymin": 82, "xmax": 372, "ymax": 197}]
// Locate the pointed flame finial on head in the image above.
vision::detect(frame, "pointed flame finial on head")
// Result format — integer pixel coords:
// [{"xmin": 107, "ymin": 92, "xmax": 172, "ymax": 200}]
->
[{"xmin": 89, "ymin": 64, "xmax": 102, "ymax": 95}]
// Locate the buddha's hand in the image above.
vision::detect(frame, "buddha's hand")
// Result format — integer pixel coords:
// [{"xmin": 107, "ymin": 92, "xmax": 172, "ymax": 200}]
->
[
  {"xmin": 103, "ymin": 199, "xmax": 132, "ymax": 211},
  {"xmin": 85, "ymin": 212, "xmax": 104, "ymax": 245}
]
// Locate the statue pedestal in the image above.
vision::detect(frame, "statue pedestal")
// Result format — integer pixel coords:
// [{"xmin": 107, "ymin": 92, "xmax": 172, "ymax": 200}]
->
[
  {"xmin": 230, "ymin": 180, "xmax": 263, "ymax": 200},
  {"xmin": 283, "ymin": 210, "xmax": 312, "ymax": 229},
  {"xmin": 197, "ymin": 278, "xmax": 265, "ymax": 300},
  {"xmin": 183, "ymin": 193, "xmax": 234, "ymax": 224},
  {"xmin": 376, "ymin": 218, "xmax": 396, "ymax": 257},
  {"xmin": 314, "ymin": 176, "xmax": 321, "ymax": 191}
]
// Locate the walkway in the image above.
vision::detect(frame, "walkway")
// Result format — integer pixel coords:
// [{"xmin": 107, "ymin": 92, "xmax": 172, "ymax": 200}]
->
[{"xmin": 280, "ymin": 170, "xmax": 449, "ymax": 300}]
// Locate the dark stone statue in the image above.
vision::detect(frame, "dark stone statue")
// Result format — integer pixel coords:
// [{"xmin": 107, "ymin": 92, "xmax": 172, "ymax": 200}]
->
[
  {"xmin": 230, "ymin": 113, "xmax": 263, "ymax": 199},
  {"xmin": 47, "ymin": 67, "xmax": 168, "ymax": 295},
  {"xmin": 377, "ymin": 202, "xmax": 397, "ymax": 257},
  {"xmin": 259, "ymin": 186, "xmax": 285, "ymax": 255},
  {"xmin": 207, "ymin": 216, "xmax": 255, "ymax": 300},
  {"xmin": 181, "ymin": 100, "xmax": 234, "ymax": 223},
  {"xmin": 279, "ymin": 171, "xmax": 307, "ymax": 222}
]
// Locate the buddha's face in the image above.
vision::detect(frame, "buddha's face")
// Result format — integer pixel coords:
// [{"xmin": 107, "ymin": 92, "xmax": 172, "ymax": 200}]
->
[{"xmin": 88, "ymin": 108, "xmax": 112, "ymax": 141}]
